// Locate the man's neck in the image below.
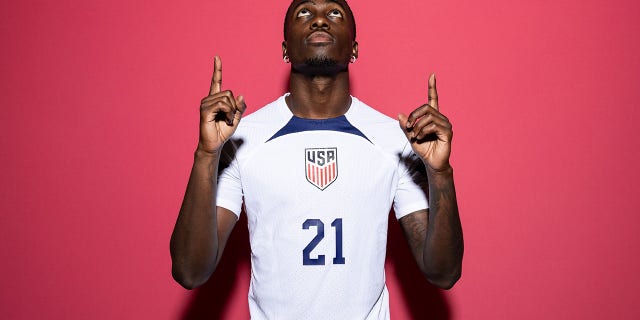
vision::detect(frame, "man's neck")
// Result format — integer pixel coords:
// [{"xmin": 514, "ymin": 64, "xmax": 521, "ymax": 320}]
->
[{"xmin": 286, "ymin": 71, "xmax": 351, "ymax": 119}]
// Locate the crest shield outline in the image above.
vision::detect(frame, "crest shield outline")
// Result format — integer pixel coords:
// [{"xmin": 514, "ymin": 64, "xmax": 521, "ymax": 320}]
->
[{"xmin": 305, "ymin": 148, "xmax": 338, "ymax": 190}]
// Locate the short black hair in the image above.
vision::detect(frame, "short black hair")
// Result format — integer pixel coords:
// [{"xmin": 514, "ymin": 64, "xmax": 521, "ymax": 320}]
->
[{"xmin": 283, "ymin": 0, "xmax": 357, "ymax": 40}]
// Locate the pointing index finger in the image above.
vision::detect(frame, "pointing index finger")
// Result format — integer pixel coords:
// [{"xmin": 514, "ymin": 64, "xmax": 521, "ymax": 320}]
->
[
  {"xmin": 428, "ymin": 73, "xmax": 438, "ymax": 110},
  {"xmin": 210, "ymin": 56, "xmax": 222, "ymax": 95}
]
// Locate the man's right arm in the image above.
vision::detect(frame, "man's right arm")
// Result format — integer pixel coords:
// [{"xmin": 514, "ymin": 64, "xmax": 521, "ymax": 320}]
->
[
  {"xmin": 169, "ymin": 56, "xmax": 246, "ymax": 289},
  {"xmin": 170, "ymin": 151, "xmax": 238, "ymax": 289}
]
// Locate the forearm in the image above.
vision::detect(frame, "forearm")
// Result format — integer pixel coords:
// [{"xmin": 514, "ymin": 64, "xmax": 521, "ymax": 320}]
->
[
  {"xmin": 170, "ymin": 150, "xmax": 221, "ymax": 289},
  {"xmin": 423, "ymin": 165, "xmax": 463, "ymax": 289}
]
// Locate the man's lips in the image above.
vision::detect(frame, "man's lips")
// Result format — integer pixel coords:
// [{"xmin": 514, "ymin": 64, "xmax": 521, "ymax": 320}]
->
[{"xmin": 306, "ymin": 31, "xmax": 334, "ymax": 44}]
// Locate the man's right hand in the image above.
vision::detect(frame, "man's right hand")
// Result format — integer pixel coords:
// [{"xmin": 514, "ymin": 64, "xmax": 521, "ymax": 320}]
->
[{"xmin": 198, "ymin": 56, "xmax": 246, "ymax": 154}]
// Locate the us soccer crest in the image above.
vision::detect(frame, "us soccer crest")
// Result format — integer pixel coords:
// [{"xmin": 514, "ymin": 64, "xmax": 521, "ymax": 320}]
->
[{"xmin": 305, "ymin": 148, "xmax": 338, "ymax": 190}]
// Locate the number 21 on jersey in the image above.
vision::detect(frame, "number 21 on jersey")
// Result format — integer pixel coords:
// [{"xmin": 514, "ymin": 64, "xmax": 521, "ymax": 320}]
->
[{"xmin": 302, "ymin": 218, "xmax": 345, "ymax": 265}]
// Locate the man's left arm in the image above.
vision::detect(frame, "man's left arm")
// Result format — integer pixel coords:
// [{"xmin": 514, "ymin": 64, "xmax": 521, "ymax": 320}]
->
[{"xmin": 397, "ymin": 74, "xmax": 464, "ymax": 289}]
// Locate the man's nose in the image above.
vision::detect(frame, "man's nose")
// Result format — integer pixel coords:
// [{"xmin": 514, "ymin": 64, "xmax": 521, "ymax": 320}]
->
[{"xmin": 311, "ymin": 17, "xmax": 329, "ymax": 30}]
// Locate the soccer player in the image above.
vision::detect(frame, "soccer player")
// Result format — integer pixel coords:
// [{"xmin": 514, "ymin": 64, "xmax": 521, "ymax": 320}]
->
[{"xmin": 170, "ymin": 0, "xmax": 463, "ymax": 318}]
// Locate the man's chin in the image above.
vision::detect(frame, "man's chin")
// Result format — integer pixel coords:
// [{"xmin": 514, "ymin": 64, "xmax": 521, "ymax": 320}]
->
[
  {"xmin": 305, "ymin": 56, "xmax": 338, "ymax": 67},
  {"xmin": 294, "ymin": 57, "xmax": 347, "ymax": 76}
]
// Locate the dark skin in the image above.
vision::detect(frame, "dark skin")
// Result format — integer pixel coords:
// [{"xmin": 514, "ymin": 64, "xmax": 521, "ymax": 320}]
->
[
  {"xmin": 282, "ymin": 0, "xmax": 358, "ymax": 119},
  {"xmin": 170, "ymin": 0, "xmax": 463, "ymax": 290}
]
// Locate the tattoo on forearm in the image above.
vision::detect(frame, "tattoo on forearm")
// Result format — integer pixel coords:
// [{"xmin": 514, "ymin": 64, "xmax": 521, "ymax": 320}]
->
[
  {"xmin": 427, "ymin": 173, "xmax": 463, "ymax": 257},
  {"xmin": 400, "ymin": 211, "xmax": 428, "ymax": 268}
]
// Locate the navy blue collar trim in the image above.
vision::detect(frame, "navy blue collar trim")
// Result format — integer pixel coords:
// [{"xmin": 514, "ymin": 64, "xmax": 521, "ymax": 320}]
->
[{"xmin": 267, "ymin": 115, "xmax": 371, "ymax": 143}]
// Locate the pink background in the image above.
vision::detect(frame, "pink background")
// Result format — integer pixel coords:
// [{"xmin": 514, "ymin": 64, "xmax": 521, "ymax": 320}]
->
[{"xmin": 2, "ymin": 0, "xmax": 639, "ymax": 319}]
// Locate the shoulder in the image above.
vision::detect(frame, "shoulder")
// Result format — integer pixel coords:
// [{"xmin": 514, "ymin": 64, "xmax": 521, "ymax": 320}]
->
[
  {"xmin": 348, "ymin": 97, "xmax": 397, "ymax": 124},
  {"xmin": 347, "ymin": 97, "xmax": 409, "ymax": 152},
  {"xmin": 232, "ymin": 95, "xmax": 291, "ymax": 142},
  {"xmin": 239, "ymin": 95, "xmax": 289, "ymax": 127}
]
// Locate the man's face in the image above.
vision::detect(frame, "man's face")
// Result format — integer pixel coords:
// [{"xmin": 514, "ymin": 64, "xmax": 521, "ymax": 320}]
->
[{"xmin": 283, "ymin": 0, "xmax": 358, "ymax": 71}]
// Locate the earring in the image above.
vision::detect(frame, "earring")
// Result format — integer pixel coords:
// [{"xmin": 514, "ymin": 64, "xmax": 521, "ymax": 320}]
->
[
  {"xmin": 284, "ymin": 56, "xmax": 290, "ymax": 63},
  {"xmin": 350, "ymin": 56, "xmax": 357, "ymax": 64}
]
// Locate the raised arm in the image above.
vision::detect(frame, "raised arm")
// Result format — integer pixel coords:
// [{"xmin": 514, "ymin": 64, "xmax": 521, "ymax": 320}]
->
[
  {"xmin": 170, "ymin": 56, "xmax": 246, "ymax": 289},
  {"xmin": 397, "ymin": 74, "xmax": 463, "ymax": 289}
]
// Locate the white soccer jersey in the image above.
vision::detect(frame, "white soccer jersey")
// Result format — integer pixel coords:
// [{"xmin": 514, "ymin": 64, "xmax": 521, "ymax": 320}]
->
[{"xmin": 217, "ymin": 94, "xmax": 429, "ymax": 320}]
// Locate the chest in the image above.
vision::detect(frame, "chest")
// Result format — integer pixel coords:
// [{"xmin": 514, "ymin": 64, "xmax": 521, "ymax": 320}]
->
[{"xmin": 238, "ymin": 131, "xmax": 398, "ymax": 202}]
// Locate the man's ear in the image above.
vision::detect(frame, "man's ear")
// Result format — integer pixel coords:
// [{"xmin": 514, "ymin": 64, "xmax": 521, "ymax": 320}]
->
[
  {"xmin": 352, "ymin": 41, "xmax": 358, "ymax": 59},
  {"xmin": 282, "ymin": 41, "xmax": 288, "ymax": 58}
]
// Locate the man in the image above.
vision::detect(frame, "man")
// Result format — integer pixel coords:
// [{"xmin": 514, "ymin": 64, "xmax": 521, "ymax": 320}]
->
[{"xmin": 170, "ymin": 0, "xmax": 463, "ymax": 318}]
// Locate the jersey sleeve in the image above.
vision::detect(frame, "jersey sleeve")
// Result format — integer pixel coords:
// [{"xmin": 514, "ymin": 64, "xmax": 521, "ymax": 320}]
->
[
  {"xmin": 216, "ymin": 140, "xmax": 243, "ymax": 217},
  {"xmin": 393, "ymin": 142, "xmax": 429, "ymax": 219}
]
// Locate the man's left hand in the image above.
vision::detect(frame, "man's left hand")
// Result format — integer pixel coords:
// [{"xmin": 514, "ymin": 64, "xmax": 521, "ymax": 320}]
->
[{"xmin": 398, "ymin": 74, "xmax": 453, "ymax": 172}]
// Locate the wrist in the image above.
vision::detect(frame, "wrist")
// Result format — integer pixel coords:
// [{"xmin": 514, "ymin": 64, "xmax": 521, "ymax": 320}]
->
[
  {"xmin": 194, "ymin": 147, "xmax": 222, "ymax": 160},
  {"xmin": 426, "ymin": 164, "xmax": 453, "ymax": 178}
]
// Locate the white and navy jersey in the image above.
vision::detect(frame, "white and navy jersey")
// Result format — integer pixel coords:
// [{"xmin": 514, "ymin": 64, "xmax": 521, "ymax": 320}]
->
[{"xmin": 217, "ymin": 94, "xmax": 429, "ymax": 320}]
